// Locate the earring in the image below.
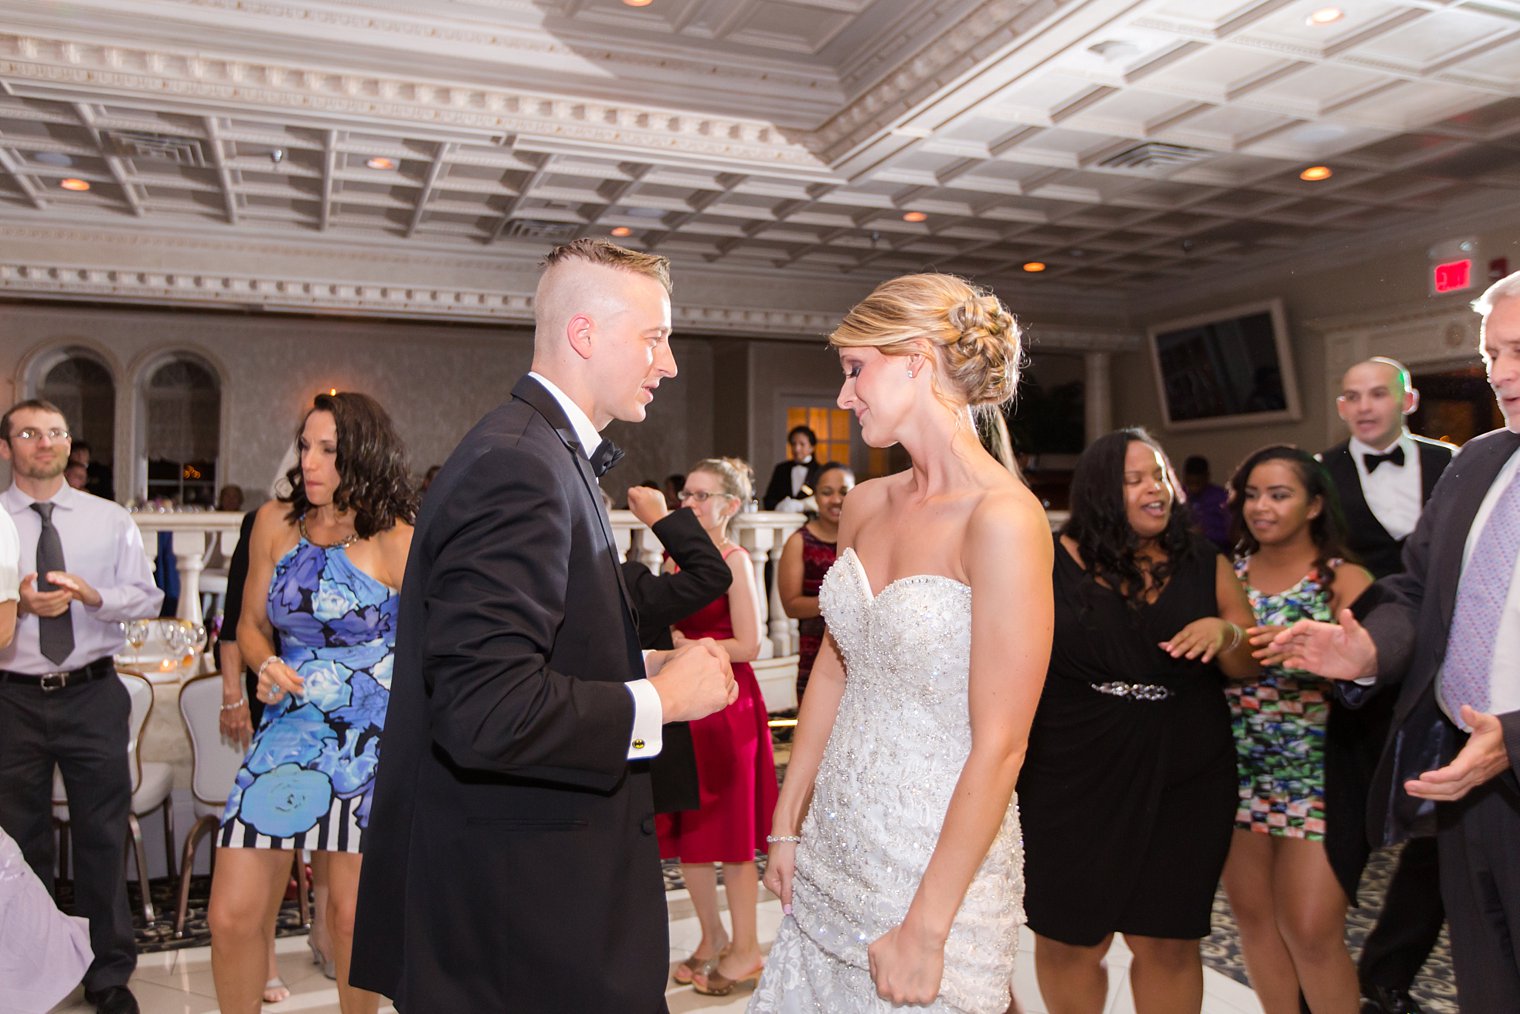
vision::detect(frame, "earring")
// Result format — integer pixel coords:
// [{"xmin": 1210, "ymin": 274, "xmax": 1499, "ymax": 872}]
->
[{"xmin": 907, "ymin": 369, "xmax": 915, "ymax": 378}]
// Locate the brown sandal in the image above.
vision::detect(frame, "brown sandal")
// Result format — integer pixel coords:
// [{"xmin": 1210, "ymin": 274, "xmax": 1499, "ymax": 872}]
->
[
  {"xmin": 691, "ymin": 960, "xmax": 763, "ymax": 996},
  {"xmin": 672, "ymin": 944, "xmax": 727, "ymax": 986}
]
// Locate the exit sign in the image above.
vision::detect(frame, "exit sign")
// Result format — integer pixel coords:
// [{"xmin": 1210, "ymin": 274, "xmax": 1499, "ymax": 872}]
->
[{"xmin": 1433, "ymin": 258, "xmax": 1473, "ymax": 294}]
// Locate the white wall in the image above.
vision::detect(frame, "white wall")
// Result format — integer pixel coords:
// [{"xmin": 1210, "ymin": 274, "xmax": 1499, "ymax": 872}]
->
[
  {"xmin": 0, "ymin": 304, "xmax": 718, "ymax": 499},
  {"xmin": 1110, "ymin": 222, "xmax": 1520, "ymax": 474}
]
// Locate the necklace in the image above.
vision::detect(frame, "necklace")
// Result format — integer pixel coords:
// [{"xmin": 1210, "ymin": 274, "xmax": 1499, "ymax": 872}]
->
[{"xmin": 299, "ymin": 515, "xmax": 359, "ymax": 550}]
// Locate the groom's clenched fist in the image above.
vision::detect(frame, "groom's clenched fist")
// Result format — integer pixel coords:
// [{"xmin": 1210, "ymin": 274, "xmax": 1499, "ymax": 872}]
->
[{"xmin": 647, "ymin": 638, "xmax": 738, "ymax": 722}]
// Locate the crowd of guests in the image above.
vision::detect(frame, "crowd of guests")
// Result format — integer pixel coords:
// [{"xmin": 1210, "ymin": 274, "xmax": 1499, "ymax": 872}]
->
[{"xmin": 2, "ymin": 244, "xmax": 1518, "ymax": 1014}]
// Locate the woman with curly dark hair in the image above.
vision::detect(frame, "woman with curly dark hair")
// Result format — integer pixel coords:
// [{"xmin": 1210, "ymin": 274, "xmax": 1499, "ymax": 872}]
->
[
  {"xmin": 1018, "ymin": 427, "xmax": 1258, "ymax": 1014},
  {"xmin": 208, "ymin": 391, "xmax": 416, "ymax": 1014}
]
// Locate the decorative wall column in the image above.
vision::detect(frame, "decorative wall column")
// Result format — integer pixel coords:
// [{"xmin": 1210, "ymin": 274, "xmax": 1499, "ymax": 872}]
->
[{"xmin": 1084, "ymin": 351, "xmax": 1112, "ymax": 445}]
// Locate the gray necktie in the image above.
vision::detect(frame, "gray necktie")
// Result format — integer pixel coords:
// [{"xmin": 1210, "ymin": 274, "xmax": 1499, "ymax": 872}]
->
[{"xmin": 30, "ymin": 502, "xmax": 74, "ymax": 665}]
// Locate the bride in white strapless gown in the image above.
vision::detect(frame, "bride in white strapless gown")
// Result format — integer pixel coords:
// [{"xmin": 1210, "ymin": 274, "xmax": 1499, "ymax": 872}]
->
[
  {"xmin": 749, "ymin": 274, "xmax": 1052, "ymax": 1013},
  {"xmin": 751, "ymin": 549, "xmax": 1025, "ymax": 1012}
]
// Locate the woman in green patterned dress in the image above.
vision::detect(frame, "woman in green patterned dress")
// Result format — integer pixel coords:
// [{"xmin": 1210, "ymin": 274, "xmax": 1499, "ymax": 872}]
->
[{"xmin": 1222, "ymin": 446, "xmax": 1372, "ymax": 1014}]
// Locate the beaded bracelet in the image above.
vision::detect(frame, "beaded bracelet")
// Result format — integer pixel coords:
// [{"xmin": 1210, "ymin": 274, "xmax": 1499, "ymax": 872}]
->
[
  {"xmin": 257, "ymin": 656, "xmax": 281, "ymax": 680},
  {"xmin": 766, "ymin": 834, "xmax": 802, "ymax": 845},
  {"xmin": 220, "ymin": 697, "xmax": 248, "ymax": 713}
]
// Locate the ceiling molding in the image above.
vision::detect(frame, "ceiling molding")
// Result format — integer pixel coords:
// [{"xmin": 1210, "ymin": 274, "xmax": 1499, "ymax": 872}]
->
[{"xmin": 0, "ymin": 33, "xmax": 832, "ymax": 173}]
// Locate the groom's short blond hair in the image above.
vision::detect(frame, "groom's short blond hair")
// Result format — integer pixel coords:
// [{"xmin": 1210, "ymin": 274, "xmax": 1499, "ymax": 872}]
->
[{"xmin": 541, "ymin": 238, "xmax": 671, "ymax": 295}]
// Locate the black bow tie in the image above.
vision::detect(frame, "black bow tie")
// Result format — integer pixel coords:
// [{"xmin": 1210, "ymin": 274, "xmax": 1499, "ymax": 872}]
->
[
  {"xmin": 590, "ymin": 439, "xmax": 625, "ymax": 478},
  {"xmin": 1363, "ymin": 446, "xmax": 1405, "ymax": 473}
]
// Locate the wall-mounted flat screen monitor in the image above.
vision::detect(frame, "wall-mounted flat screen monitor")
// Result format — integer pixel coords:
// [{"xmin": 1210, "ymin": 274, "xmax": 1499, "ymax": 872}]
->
[{"xmin": 1147, "ymin": 298, "xmax": 1301, "ymax": 430}]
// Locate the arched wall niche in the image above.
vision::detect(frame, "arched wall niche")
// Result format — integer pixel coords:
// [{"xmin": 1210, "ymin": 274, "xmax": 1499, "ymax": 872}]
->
[
  {"xmin": 126, "ymin": 348, "xmax": 231, "ymax": 505},
  {"xmin": 16, "ymin": 342, "xmax": 121, "ymax": 497}
]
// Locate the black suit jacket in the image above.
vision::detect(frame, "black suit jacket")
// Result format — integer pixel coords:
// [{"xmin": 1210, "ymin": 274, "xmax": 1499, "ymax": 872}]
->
[
  {"xmin": 621, "ymin": 509, "xmax": 732, "ymax": 813},
  {"xmin": 1359, "ymin": 427, "xmax": 1520, "ymax": 846},
  {"xmin": 1320, "ymin": 435, "xmax": 1455, "ymax": 579},
  {"xmin": 351, "ymin": 376, "xmax": 668, "ymax": 1012},
  {"xmin": 762, "ymin": 458, "xmax": 821, "ymax": 510},
  {"xmin": 1318, "ymin": 434, "xmax": 1454, "ymax": 896}
]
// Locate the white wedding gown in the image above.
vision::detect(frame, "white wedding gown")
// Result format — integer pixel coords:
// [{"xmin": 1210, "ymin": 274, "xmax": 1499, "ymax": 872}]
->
[{"xmin": 751, "ymin": 549, "xmax": 1024, "ymax": 1013}]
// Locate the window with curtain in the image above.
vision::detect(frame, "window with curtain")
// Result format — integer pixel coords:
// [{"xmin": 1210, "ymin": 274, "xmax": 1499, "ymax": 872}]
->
[{"xmin": 145, "ymin": 357, "xmax": 220, "ymax": 505}]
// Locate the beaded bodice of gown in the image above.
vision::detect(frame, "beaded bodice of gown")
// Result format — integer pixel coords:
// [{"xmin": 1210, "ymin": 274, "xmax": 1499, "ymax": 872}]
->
[{"xmin": 755, "ymin": 548, "xmax": 1023, "ymax": 1012}]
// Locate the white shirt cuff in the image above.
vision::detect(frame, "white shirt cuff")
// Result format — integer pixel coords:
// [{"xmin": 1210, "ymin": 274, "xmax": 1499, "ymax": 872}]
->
[{"xmin": 624, "ymin": 678, "xmax": 664, "ymax": 760}]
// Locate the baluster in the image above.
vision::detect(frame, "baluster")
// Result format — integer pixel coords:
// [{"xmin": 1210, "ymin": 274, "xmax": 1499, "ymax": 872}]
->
[{"xmin": 171, "ymin": 528, "xmax": 208, "ymax": 625}]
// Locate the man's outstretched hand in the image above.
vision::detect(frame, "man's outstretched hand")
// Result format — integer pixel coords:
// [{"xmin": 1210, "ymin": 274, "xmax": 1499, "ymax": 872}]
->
[{"xmin": 1263, "ymin": 608, "xmax": 1377, "ymax": 680}]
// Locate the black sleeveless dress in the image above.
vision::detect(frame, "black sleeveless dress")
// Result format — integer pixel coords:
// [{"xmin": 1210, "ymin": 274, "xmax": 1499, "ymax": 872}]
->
[{"xmin": 1018, "ymin": 533, "xmax": 1235, "ymax": 945}]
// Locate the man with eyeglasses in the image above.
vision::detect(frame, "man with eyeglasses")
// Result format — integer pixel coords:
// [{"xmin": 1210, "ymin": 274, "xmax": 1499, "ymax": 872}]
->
[{"xmin": 0, "ymin": 398, "xmax": 162, "ymax": 1014}]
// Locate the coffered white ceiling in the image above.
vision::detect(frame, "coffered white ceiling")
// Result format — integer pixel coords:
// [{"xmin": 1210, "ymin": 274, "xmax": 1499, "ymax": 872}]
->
[{"xmin": 2, "ymin": 0, "xmax": 1520, "ymax": 315}]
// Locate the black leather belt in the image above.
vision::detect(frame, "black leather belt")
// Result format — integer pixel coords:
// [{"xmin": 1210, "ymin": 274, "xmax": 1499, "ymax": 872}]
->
[{"xmin": 0, "ymin": 656, "xmax": 116, "ymax": 691}]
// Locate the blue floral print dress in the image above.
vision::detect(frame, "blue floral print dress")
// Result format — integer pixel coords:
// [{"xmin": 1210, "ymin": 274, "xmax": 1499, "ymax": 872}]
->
[
  {"xmin": 1227, "ymin": 557, "xmax": 1337, "ymax": 841},
  {"xmin": 219, "ymin": 536, "xmax": 398, "ymax": 851}
]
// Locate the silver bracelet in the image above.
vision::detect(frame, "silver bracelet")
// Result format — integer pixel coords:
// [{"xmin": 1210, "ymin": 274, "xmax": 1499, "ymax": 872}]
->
[
  {"xmin": 220, "ymin": 696, "xmax": 248, "ymax": 712},
  {"xmin": 1222, "ymin": 622, "xmax": 1243, "ymax": 653},
  {"xmin": 257, "ymin": 656, "xmax": 281, "ymax": 679},
  {"xmin": 766, "ymin": 834, "xmax": 801, "ymax": 845}
]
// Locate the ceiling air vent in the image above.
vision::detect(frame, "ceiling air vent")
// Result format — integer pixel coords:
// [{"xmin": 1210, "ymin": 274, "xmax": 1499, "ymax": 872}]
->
[
  {"xmin": 106, "ymin": 130, "xmax": 208, "ymax": 168},
  {"xmin": 1098, "ymin": 142, "xmax": 1212, "ymax": 173},
  {"xmin": 503, "ymin": 219, "xmax": 579, "ymax": 241}
]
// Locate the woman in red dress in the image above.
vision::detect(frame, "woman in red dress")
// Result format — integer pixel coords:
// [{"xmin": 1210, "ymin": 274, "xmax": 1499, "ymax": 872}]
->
[{"xmin": 656, "ymin": 457, "xmax": 778, "ymax": 997}]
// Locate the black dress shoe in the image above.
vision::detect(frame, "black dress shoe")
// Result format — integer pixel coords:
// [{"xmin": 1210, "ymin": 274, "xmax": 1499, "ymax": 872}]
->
[
  {"xmin": 1361, "ymin": 985, "xmax": 1424, "ymax": 1014},
  {"xmin": 82, "ymin": 985, "xmax": 140, "ymax": 1014}
]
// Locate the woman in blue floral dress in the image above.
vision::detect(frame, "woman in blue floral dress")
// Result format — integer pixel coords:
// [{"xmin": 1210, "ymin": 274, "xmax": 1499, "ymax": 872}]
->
[
  {"xmin": 1223, "ymin": 446, "xmax": 1370, "ymax": 1014},
  {"xmin": 209, "ymin": 392, "xmax": 416, "ymax": 1014}
]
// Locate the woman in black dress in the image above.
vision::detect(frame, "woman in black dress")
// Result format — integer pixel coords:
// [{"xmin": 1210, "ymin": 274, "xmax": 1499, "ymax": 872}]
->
[{"xmin": 1018, "ymin": 428, "xmax": 1258, "ymax": 1014}]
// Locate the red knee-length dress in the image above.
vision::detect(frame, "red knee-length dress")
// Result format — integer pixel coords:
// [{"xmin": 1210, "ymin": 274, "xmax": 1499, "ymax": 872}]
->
[{"xmin": 656, "ymin": 546, "xmax": 778, "ymax": 863}]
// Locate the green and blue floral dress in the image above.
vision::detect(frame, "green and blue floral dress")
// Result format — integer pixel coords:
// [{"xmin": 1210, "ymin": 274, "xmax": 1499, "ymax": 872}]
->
[
  {"xmin": 1228, "ymin": 558, "xmax": 1337, "ymax": 840},
  {"xmin": 219, "ymin": 536, "xmax": 398, "ymax": 851}
]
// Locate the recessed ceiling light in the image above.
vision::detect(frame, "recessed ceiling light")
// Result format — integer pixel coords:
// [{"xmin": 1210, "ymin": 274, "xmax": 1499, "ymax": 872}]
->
[
  {"xmin": 622, "ymin": 0, "xmax": 653, "ymax": 6},
  {"xmin": 1299, "ymin": 165, "xmax": 1333, "ymax": 181},
  {"xmin": 902, "ymin": 211, "xmax": 928, "ymax": 222},
  {"xmin": 1087, "ymin": 39, "xmax": 1140, "ymax": 62},
  {"xmin": 33, "ymin": 151, "xmax": 73, "ymax": 167},
  {"xmin": 1023, "ymin": 261, "xmax": 1046, "ymax": 273},
  {"xmin": 610, "ymin": 226, "xmax": 633, "ymax": 237},
  {"xmin": 365, "ymin": 156, "xmax": 396, "ymax": 170},
  {"xmin": 1306, "ymin": 7, "xmax": 1343, "ymax": 26},
  {"xmin": 58, "ymin": 178, "xmax": 90, "ymax": 192}
]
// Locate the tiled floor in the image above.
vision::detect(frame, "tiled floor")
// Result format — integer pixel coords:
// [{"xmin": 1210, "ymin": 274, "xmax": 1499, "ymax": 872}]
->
[{"xmin": 51, "ymin": 892, "xmax": 1264, "ymax": 1013}]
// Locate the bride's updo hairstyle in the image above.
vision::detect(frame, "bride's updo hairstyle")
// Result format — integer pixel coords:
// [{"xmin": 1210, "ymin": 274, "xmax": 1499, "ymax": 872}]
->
[{"xmin": 829, "ymin": 273, "xmax": 1023, "ymax": 410}]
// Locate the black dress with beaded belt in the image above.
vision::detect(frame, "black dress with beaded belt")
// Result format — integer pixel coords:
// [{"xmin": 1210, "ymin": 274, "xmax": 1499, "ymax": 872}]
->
[{"xmin": 1017, "ymin": 531, "xmax": 1235, "ymax": 946}]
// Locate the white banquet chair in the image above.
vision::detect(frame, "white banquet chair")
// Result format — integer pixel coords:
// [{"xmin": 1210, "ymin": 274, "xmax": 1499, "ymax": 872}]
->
[
  {"xmin": 174, "ymin": 672, "xmax": 310, "ymax": 936},
  {"xmin": 52, "ymin": 670, "xmax": 174, "ymax": 924}
]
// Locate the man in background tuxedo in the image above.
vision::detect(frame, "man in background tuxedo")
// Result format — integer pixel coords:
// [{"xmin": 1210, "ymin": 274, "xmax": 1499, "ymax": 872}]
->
[
  {"xmin": 762, "ymin": 425, "xmax": 821, "ymax": 511},
  {"xmin": 1320, "ymin": 357, "xmax": 1454, "ymax": 1014},
  {"xmin": 352, "ymin": 239, "xmax": 737, "ymax": 1011},
  {"xmin": 1281, "ymin": 275, "xmax": 1520, "ymax": 1013}
]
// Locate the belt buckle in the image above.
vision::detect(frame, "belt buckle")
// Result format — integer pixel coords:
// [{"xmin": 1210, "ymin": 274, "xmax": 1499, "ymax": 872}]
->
[{"xmin": 39, "ymin": 671, "xmax": 69, "ymax": 692}]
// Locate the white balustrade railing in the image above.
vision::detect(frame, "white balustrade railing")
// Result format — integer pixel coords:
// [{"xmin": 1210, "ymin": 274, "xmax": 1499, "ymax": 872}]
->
[
  {"xmin": 133, "ymin": 507, "xmax": 1066, "ymax": 712},
  {"xmin": 133, "ymin": 509, "xmax": 810, "ymax": 660}
]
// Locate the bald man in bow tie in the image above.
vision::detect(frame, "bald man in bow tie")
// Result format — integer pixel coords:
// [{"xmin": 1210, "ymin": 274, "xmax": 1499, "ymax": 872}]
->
[
  {"xmin": 354, "ymin": 239, "xmax": 737, "ymax": 1012},
  {"xmin": 1318, "ymin": 358, "xmax": 1454, "ymax": 1014}
]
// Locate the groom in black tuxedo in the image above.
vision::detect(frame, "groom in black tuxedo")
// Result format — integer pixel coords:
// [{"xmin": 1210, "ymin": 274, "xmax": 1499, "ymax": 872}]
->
[{"xmin": 352, "ymin": 239, "xmax": 737, "ymax": 1011}]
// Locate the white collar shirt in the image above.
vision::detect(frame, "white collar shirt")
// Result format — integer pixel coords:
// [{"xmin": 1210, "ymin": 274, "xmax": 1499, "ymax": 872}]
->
[
  {"xmin": 0, "ymin": 483, "xmax": 163, "ymax": 674},
  {"xmin": 527, "ymin": 371, "xmax": 603, "ymax": 461},
  {"xmin": 1349, "ymin": 430, "xmax": 1422, "ymax": 540},
  {"xmin": 1442, "ymin": 444, "xmax": 1520, "ymax": 722}
]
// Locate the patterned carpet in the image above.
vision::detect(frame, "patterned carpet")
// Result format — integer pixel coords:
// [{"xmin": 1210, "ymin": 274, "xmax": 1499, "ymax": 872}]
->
[{"xmin": 105, "ymin": 738, "xmax": 1455, "ymax": 1013}]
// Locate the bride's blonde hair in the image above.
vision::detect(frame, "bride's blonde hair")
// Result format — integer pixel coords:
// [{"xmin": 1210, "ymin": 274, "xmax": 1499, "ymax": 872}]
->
[{"xmin": 829, "ymin": 273, "xmax": 1022, "ymax": 409}]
